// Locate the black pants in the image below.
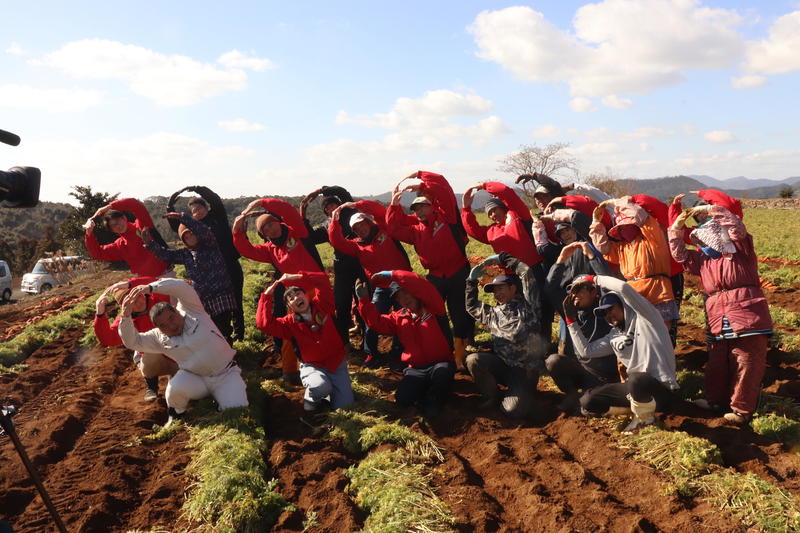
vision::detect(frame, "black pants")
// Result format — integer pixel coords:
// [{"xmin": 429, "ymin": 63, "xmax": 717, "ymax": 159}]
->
[
  {"xmin": 466, "ymin": 351, "xmax": 539, "ymax": 418},
  {"xmin": 272, "ymin": 282, "xmax": 287, "ymax": 350},
  {"xmin": 580, "ymin": 372, "xmax": 673, "ymax": 415},
  {"xmin": 396, "ymin": 361, "xmax": 455, "ymax": 409},
  {"xmin": 333, "ymin": 259, "xmax": 364, "ymax": 344},
  {"xmin": 427, "ymin": 264, "xmax": 474, "ymax": 339},
  {"xmin": 227, "ymin": 260, "xmax": 245, "ymax": 339},
  {"xmin": 212, "ymin": 310, "xmax": 235, "ymax": 345},
  {"xmin": 545, "ymin": 353, "xmax": 613, "ymax": 395}
]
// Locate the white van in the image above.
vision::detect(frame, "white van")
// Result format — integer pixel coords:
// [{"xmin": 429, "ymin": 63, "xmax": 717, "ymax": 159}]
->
[
  {"xmin": 0, "ymin": 260, "xmax": 11, "ymax": 301},
  {"xmin": 21, "ymin": 256, "xmax": 91, "ymax": 295}
]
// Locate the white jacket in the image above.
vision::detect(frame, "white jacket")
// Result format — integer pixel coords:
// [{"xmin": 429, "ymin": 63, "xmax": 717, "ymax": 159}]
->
[
  {"xmin": 567, "ymin": 275, "xmax": 678, "ymax": 390},
  {"xmin": 119, "ymin": 278, "xmax": 235, "ymax": 377}
]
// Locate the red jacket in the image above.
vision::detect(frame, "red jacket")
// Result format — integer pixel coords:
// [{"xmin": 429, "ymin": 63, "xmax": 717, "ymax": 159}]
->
[
  {"xmin": 358, "ymin": 270, "xmax": 453, "ymax": 367},
  {"xmin": 461, "ymin": 182, "xmax": 541, "ymax": 267},
  {"xmin": 387, "ymin": 171, "xmax": 467, "ymax": 277},
  {"xmin": 256, "ymin": 272, "xmax": 343, "ymax": 371},
  {"xmin": 544, "ymin": 195, "xmax": 611, "ymax": 242},
  {"xmin": 85, "ymin": 198, "xmax": 169, "ymax": 277},
  {"xmin": 329, "ymin": 200, "xmax": 410, "ymax": 277},
  {"xmin": 233, "ymin": 198, "xmax": 322, "ymax": 274},
  {"xmin": 669, "ymin": 206, "xmax": 771, "ymax": 335},
  {"xmin": 93, "ymin": 277, "xmax": 170, "ymax": 346}
]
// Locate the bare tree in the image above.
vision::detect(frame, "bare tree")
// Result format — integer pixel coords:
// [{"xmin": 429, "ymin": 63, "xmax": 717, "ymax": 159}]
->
[
  {"xmin": 498, "ymin": 142, "xmax": 579, "ymax": 180},
  {"xmin": 584, "ymin": 169, "xmax": 633, "ymax": 198}
]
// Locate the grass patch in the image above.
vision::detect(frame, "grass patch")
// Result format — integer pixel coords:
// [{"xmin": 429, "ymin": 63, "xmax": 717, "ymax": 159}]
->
[
  {"xmin": 697, "ymin": 470, "xmax": 800, "ymax": 533},
  {"xmin": 770, "ymin": 306, "xmax": 800, "ymax": 329},
  {"xmin": 346, "ymin": 448, "xmax": 456, "ymax": 533},
  {"xmin": 328, "ymin": 410, "xmax": 443, "ymax": 460},
  {"xmin": 680, "ymin": 288, "xmax": 708, "ymax": 329},
  {"xmin": 143, "ymin": 421, "xmax": 184, "ymax": 443},
  {"xmin": 760, "ymin": 394, "xmax": 800, "ymax": 420},
  {"xmin": 676, "ymin": 369, "xmax": 705, "ymax": 401},
  {"xmin": 182, "ymin": 407, "xmax": 293, "ymax": 532},
  {"xmin": 759, "ymin": 264, "xmax": 800, "ymax": 288},
  {"xmin": 751, "ymin": 414, "xmax": 800, "ymax": 447},
  {"xmin": 619, "ymin": 426, "xmax": 722, "ymax": 482},
  {"xmin": 0, "ymin": 292, "xmax": 101, "ymax": 369}
]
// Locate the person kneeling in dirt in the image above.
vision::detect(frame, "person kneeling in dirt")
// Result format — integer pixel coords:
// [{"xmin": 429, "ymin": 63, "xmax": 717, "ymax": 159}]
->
[
  {"xmin": 95, "ymin": 278, "xmax": 178, "ymax": 402},
  {"xmin": 255, "ymin": 271, "xmax": 355, "ymax": 423},
  {"xmin": 544, "ymin": 270, "xmax": 620, "ymax": 414},
  {"xmin": 358, "ymin": 270, "xmax": 456, "ymax": 418},
  {"xmin": 564, "ymin": 275, "xmax": 678, "ymax": 433},
  {"xmin": 118, "ymin": 278, "xmax": 249, "ymax": 426},
  {"xmin": 464, "ymin": 253, "xmax": 548, "ymax": 418}
]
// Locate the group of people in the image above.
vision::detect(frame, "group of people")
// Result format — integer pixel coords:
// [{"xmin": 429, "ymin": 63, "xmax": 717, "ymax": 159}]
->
[{"xmin": 85, "ymin": 171, "xmax": 772, "ymax": 431}]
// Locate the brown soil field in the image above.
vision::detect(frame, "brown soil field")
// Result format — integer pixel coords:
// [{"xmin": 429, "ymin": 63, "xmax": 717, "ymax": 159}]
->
[{"xmin": 1, "ymin": 268, "xmax": 798, "ymax": 532}]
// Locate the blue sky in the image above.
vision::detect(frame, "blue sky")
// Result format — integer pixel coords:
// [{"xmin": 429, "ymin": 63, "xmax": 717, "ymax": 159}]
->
[{"xmin": 2, "ymin": 1, "xmax": 798, "ymax": 203}]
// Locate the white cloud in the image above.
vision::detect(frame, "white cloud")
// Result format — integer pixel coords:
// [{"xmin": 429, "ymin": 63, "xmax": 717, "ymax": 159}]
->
[
  {"xmin": 36, "ymin": 39, "xmax": 260, "ymax": 107},
  {"xmin": 681, "ymin": 124, "xmax": 698, "ymax": 136},
  {"xmin": 601, "ymin": 95, "xmax": 633, "ymax": 109},
  {"xmin": 572, "ymin": 142, "xmax": 621, "ymax": 155},
  {"xmin": 0, "ymin": 84, "xmax": 103, "ymax": 112},
  {"xmin": 217, "ymin": 50, "xmax": 274, "ymax": 72},
  {"xmin": 621, "ymin": 127, "xmax": 675, "ymax": 140},
  {"xmin": 704, "ymin": 130, "xmax": 738, "ymax": 143},
  {"xmin": 16, "ymin": 132, "xmax": 258, "ymax": 202},
  {"xmin": 731, "ymin": 74, "xmax": 768, "ymax": 89},
  {"xmin": 470, "ymin": 2, "xmax": 744, "ymax": 101},
  {"xmin": 743, "ymin": 11, "xmax": 800, "ymax": 76},
  {"xmin": 569, "ymin": 97, "xmax": 596, "ymax": 112},
  {"xmin": 6, "ymin": 42, "xmax": 26, "ymax": 56},
  {"xmin": 218, "ymin": 118, "xmax": 265, "ymax": 132},
  {"xmin": 336, "ymin": 89, "xmax": 494, "ymax": 130},
  {"xmin": 532, "ymin": 124, "xmax": 562, "ymax": 138},
  {"xmin": 640, "ymin": 142, "xmax": 653, "ymax": 152}
]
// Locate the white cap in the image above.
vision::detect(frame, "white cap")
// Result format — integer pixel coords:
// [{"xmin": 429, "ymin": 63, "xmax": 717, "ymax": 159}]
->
[{"xmin": 350, "ymin": 212, "xmax": 375, "ymax": 226}]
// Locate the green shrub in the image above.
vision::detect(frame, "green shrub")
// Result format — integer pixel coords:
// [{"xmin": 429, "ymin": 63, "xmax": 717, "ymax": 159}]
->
[
  {"xmin": 676, "ymin": 369, "xmax": 705, "ymax": 401},
  {"xmin": 752, "ymin": 414, "xmax": 800, "ymax": 446},
  {"xmin": 620, "ymin": 426, "xmax": 722, "ymax": 480}
]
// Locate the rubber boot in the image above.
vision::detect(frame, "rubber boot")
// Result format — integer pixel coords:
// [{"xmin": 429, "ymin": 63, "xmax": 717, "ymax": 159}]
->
[
  {"xmin": 453, "ymin": 337, "xmax": 467, "ymax": 372},
  {"xmin": 281, "ymin": 342, "xmax": 301, "ymax": 386},
  {"xmin": 623, "ymin": 397, "xmax": 656, "ymax": 433}
]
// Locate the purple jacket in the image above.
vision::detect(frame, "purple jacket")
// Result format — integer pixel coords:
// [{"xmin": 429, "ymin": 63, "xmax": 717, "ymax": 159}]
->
[{"xmin": 668, "ymin": 206, "xmax": 772, "ymax": 336}]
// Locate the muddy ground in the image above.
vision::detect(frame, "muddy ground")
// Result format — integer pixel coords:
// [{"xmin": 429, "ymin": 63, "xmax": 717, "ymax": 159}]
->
[{"xmin": 0, "ymin": 268, "xmax": 798, "ymax": 532}]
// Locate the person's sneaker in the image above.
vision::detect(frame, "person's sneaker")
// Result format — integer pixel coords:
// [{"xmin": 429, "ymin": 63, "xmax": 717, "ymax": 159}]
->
[
  {"xmin": 165, "ymin": 407, "xmax": 185, "ymax": 428},
  {"xmin": 622, "ymin": 415, "xmax": 655, "ymax": 434},
  {"xmin": 723, "ymin": 411, "xmax": 748, "ymax": 425},
  {"xmin": 143, "ymin": 388, "xmax": 158, "ymax": 402}
]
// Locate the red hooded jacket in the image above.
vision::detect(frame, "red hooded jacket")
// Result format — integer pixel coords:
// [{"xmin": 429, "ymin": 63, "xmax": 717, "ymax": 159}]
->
[
  {"xmin": 93, "ymin": 276, "xmax": 170, "ymax": 346},
  {"xmin": 358, "ymin": 270, "xmax": 453, "ymax": 368},
  {"xmin": 255, "ymin": 272, "xmax": 344, "ymax": 371},
  {"xmin": 233, "ymin": 198, "xmax": 323, "ymax": 274},
  {"xmin": 328, "ymin": 200, "xmax": 410, "ymax": 277},
  {"xmin": 461, "ymin": 182, "xmax": 541, "ymax": 267},
  {"xmin": 85, "ymin": 198, "xmax": 169, "ymax": 277},
  {"xmin": 387, "ymin": 171, "xmax": 467, "ymax": 278}
]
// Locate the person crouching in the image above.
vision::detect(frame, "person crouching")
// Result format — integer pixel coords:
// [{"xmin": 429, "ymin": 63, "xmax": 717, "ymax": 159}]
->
[
  {"xmin": 465, "ymin": 253, "xmax": 548, "ymax": 418},
  {"xmin": 118, "ymin": 278, "xmax": 249, "ymax": 426},
  {"xmin": 358, "ymin": 270, "xmax": 456, "ymax": 418},
  {"xmin": 256, "ymin": 272, "xmax": 354, "ymax": 421}
]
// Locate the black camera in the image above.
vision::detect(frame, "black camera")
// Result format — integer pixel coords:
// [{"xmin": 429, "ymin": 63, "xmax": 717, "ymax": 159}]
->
[{"xmin": 1, "ymin": 129, "xmax": 41, "ymax": 208}]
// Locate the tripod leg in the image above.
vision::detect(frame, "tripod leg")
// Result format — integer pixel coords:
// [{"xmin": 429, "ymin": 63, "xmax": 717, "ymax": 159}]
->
[{"xmin": 0, "ymin": 417, "xmax": 68, "ymax": 533}]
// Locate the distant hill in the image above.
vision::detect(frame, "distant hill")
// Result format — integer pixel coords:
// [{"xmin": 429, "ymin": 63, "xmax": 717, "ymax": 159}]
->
[
  {"xmin": 612, "ymin": 175, "xmax": 799, "ymax": 202},
  {"xmin": 0, "ymin": 201, "xmax": 73, "ymax": 243},
  {"xmin": 690, "ymin": 175, "xmax": 800, "ymax": 190}
]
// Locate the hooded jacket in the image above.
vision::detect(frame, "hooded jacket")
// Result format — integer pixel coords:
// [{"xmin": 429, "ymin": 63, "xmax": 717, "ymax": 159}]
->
[
  {"xmin": 328, "ymin": 200, "xmax": 411, "ymax": 278},
  {"xmin": 233, "ymin": 198, "xmax": 323, "ymax": 274},
  {"xmin": 567, "ymin": 275, "xmax": 678, "ymax": 389},
  {"xmin": 461, "ymin": 182, "xmax": 541, "ymax": 268},
  {"xmin": 668, "ymin": 206, "xmax": 772, "ymax": 337},
  {"xmin": 590, "ymin": 200, "xmax": 674, "ymax": 307},
  {"xmin": 255, "ymin": 272, "xmax": 344, "ymax": 371},
  {"xmin": 358, "ymin": 270, "xmax": 453, "ymax": 368},
  {"xmin": 85, "ymin": 198, "xmax": 170, "ymax": 277},
  {"xmin": 387, "ymin": 171, "xmax": 468, "ymax": 278}
]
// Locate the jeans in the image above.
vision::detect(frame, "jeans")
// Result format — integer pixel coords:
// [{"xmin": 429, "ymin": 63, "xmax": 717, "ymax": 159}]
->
[
  {"xmin": 580, "ymin": 372, "xmax": 673, "ymax": 415},
  {"xmin": 299, "ymin": 360, "xmax": 355, "ymax": 410},
  {"xmin": 466, "ymin": 351, "xmax": 539, "ymax": 418},
  {"xmin": 395, "ymin": 361, "xmax": 455, "ymax": 409}
]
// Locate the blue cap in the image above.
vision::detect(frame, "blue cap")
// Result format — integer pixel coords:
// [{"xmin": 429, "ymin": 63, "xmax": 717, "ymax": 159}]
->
[
  {"xmin": 593, "ymin": 293, "xmax": 622, "ymax": 315},
  {"xmin": 484, "ymin": 273, "xmax": 520, "ymax": 293}
]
